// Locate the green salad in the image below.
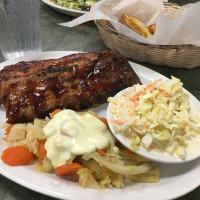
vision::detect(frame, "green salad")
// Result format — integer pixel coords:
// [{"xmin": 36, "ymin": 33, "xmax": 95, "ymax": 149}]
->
[{"xmin": 51, "ymin": 0, "xmax": 100, "ymax": 11}]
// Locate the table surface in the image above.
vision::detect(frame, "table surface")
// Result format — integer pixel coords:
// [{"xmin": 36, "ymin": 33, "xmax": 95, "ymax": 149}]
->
[{"xmin": 1, "ymin": 0, "xmax": 200, "ymax": 199}]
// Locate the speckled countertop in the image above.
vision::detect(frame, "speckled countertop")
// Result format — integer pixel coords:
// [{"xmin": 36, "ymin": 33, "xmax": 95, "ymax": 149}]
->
[{"xmin": 1, "ymin": 0, "xmax": 200, "ymax": 199}]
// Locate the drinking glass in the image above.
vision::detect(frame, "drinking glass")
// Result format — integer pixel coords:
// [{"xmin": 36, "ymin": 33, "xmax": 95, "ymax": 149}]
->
[{"xmin": 0, "ymin": 0, "xmax": 42, "ymax": 60}]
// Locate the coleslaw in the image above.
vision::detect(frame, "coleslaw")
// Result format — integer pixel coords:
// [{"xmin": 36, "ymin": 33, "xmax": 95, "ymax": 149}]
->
[{"xmin": 108, "ymin": 77, "xmax": 200, "ymax": 159}]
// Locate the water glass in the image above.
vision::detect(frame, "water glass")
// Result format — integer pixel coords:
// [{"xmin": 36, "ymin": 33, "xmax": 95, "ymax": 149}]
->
[{"xmin": 0, "ymin": 0, "xmax": 42, "ymax": 60}]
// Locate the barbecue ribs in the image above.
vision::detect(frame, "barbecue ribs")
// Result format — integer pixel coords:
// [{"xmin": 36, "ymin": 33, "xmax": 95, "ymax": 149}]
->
[{"xmin": 0, "ymin": 49, "xmax": 141, "ymax": 123}]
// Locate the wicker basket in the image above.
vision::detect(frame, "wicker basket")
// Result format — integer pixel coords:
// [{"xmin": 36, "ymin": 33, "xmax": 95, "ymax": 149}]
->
[{"xmin": 95, "ymin": 3, "xmax": 200, "ymax": 69}]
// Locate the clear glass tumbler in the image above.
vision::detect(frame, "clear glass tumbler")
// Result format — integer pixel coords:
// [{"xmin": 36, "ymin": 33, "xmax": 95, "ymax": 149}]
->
[{"xmin": 0, "ymin": 0, "xmax": 42, "ymax": 60}]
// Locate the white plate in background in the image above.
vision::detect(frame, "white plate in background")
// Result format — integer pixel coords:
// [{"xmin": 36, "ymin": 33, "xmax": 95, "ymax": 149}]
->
[{"xmin": 42, "ymin": 0, "xmax": 87, "ymax": 16}]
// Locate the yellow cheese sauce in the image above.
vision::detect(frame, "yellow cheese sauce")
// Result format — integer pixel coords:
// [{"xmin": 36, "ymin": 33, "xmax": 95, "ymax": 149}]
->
[{"xmin": 43, "ymin": 110, "xmax": 114, "ymax": 168}]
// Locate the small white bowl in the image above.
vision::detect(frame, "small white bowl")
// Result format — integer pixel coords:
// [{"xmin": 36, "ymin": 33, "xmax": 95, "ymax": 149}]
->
[{"xmin": 107, "ymin": 87, "xmax": 200, "ymax": 164}]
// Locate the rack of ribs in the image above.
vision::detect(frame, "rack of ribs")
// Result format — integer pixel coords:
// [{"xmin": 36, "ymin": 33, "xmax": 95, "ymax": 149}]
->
[{"xmin": 0, "ymin": 49, "xmax": 141, "ymax": 123}]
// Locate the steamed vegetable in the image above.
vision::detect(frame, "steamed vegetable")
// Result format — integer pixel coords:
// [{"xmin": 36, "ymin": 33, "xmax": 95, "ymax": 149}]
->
[
  {"xmin": 88, "ymin": 152, "xmax": 152, "ymax": 176},
  {"xmin": 55, "ymin": 163, "xmax": 83, "ymax": 176},
  {"xmin": 1, "ymin": 109, "xmax": 160, "ymax": 189},
  {"xmin": 1, "ymin": 146, "xmax": 34, "ymax": 166}
]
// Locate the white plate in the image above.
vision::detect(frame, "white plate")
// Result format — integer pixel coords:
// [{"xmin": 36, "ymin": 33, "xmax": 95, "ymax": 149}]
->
[
  {"xmin": 107, "ymin": 86, "xmax": 200, "ymax": 164},
  {"xmin": 0, "ymin": 51, "xmax": 200, "ymax": 200},
  {"xmin": 42, "ymin": 0, "xmax": 87, "ymax": 16}
]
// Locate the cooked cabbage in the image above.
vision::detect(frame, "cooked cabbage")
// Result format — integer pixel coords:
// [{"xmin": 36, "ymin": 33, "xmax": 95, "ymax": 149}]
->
[{"xmin": 2, "ymin": 113, "xmax": 159, "ymax": 189}]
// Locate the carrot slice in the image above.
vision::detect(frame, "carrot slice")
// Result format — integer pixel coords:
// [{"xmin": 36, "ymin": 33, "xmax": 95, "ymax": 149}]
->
[
  {"xmin": 1, "ymin": 146, "xmax": 34, "ymax": 166},
  {"xmin": 39, "ymin": 139, "xmax": 47, "ymax": 164},
  {"xmin": 50, "ymin": 109, "xmax": 62, "ymax": 117},
  {"xmin": 96, "ymin": 148, "xmax": 106, "ymax": 156},
  {"xmin": 55, "ymin": 163, "xmax": 83, "ymax": 176},
  {"xmin": 5, "ymin": 124, "xmax": 14, "ymax": 135},
  {"xmin": 99, "ymin": 117, "xmax": 108, "ymax": 127}
]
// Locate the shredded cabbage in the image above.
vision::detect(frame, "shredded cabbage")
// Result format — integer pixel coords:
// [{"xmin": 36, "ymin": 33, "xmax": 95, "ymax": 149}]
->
[
  {"xmin": 109, "ymin": 77, "xmax": 200, "ymax": 158},
  {"xmin": 88, "ymin": 152, "xmax": 152, "ymax": 176},
  {"xmin": 6, "ymin": 118, "xmax": 49, "ymax": 156},
  {"xmin": 77, "ymin": 168, "xmax": 102, "ymax": 189}
]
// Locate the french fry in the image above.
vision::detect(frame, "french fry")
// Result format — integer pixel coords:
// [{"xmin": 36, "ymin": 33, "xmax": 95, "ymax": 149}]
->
[
  {"xmin": 149, "ymin": 24, "xmax": 156, "ymax": 35},
  {"xmin": 119, "ymin": 14, "xmax": 152, "ymax": 38}
]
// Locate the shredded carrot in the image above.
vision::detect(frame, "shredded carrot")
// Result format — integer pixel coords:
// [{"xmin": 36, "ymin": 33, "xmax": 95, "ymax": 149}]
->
[
  {"xmin": 55, "ymin": 163, "xmax": 83, "ymax": 176},
  {"xmin": 149, "ymin": 86, "xmax": 156, "ymax": 92},
  {"xmin": 144, "ymin": 83, "xmax": 156, "ymax": 92},
  {"xmin": 146, "ymin": 84, "xmax": 156, "ymax": 92},
  {"xmin": 146, "ymin": 83, "xmax": 153, "ymax": 88},
  {"xmin": 134, "ymin": 100, "xmax": 139, "ymax": 108},
  {"xmin": 130, "ymin": 91, "xmax": 142, "ymax": 102},
  {"xmin": 50, "ymin": 109, "xmax": 62, "ymax": 117},
  {"xmin": 1, "ymin": 146, "xmax": 34, "ymax": 166},
  {"xmin": 2, "ymin": 137, "xmax": 7, "ymax": 141},
  {"xmin": 96, "ymin": 148, "xmax": 106, "ymax": 156},
  {"xmin": 154, "ymin": 125, "xmax": 160, "ymax": 131},
  {"xmin": 99, "ymin": 117, "xmax": 108, "ymax": 127},
  {"xmin": 5, "ymin": 124, "xmax": 14, "ymax": 135},
  {"xmin": 111, "ymin": 119, "xmax": 127, "ymax": 125},
  {"xmin": 162, "ymin": 92, "xmax": 172, "ymax": 98},
  {"xmin": 141, "ymin": 90, "xmax": 147, "ymax": 96},
  {"xmin": 144, "ymin": 122, "xmax": 150, "ymax": 129},
  {"xmin": 39, "ymin": 139, "xmax": 47, "ymax": 164},
  {"xmin": 128, "ymin": 111, "xmax": 134, "ymax": 117},
  {"xmin": 159, "ymin": 89, "xmax": 165, "ymax": 93}
]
